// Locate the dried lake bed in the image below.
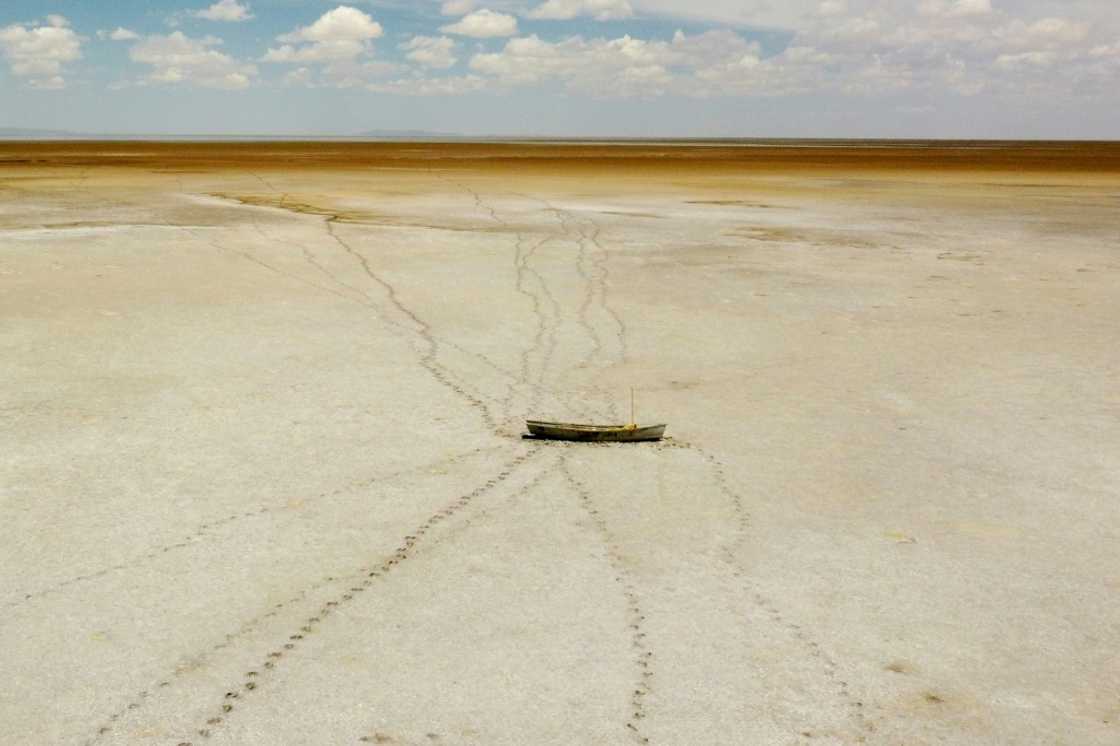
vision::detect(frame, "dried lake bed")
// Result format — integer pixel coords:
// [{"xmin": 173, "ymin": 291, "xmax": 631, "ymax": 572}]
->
[{"xmin": 1, "ymin": 142, "xmax": 1118, "ymax": 745}]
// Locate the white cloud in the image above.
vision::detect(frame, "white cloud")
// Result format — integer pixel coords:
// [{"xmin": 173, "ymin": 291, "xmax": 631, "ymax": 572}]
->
[
  {"xmin": 527, "ymin": 0, "xmax": 634, "ymax": 21},
  {"xmin": 1089, "ymin": 42, "xmax": 1120, "ymax": 58},
  {"xmin": 994, "ymin": 17, "xmax": 1090, "ymax": 49},
  {"xmin": 469, "ymin": 31, "xmax": 764, "ymax": 95},
  {"xmin": 263, "ymin": 6, "xmax": 397, "ymax": 88},
  {"xmin": 263, "ymin": 40, "xmax": 369, "ymax": 62},
  {"xmin": 843, "ymin": 56, "xmax": 914, "ymax": 94},
  {"xmin": 58, "ymin": 0, "xmax": 1120, "ymax": 111},
  {"xmin": 283, "ymin": 67, "xmax": 313, "ymax": 86},
  {"xmin": 402, "ymin": 36, "xmax": 458, "ymax": 69},
  {"xmin": 323, "ymin": 60, "xmax": 400, "ymax": 87},
  {"xmin": 453, "ymin": 6, "xmax": 1096, "ymax": 102},
  {"xmin": 368, "ymin": 74, "xmax": 487, "ymax": 95},
  {"xmin": 822, "ymin": 16, "xmax": 881, "ymax": 44},
  {"xmin": 99, "ymin": 28, "xmax": 141, "ymax": 42},
  {"xmin": 627, "ymin": 0, "xmax": 815, "ymax": 27},
  {"xmin": 264, "ymin": 6, "xmax": 383, "ymax": 64},
  {"xmin": 935, "ymin": 55, "xmax": 985, "ymax": 95},
  {"xmin": 307, "ymin": 1, "xmax": 1104, "ymax": 103},
  {"xmin": 278, "ymin": 59, "xmax": 399, "ymax": 88},
  {"xmin": 919, "ymin": 0, "xmax": 991, "ymax": 17},
  {"xmin": 0, "ymin": 15, "xmax": 82, "ymax": 89},
  {"xmin": 441, "ymin": 0, "xmax": 477, "ymax": 15},
  {"xmin": 949, "ymin": 0, "xmax": 991, "ymax": 17},
  {"xmin": 994, "ymin": 51, "xmax": 1057, "ymax": 70},
  {"xmin": 278, "ymin": 6, "xmax": 383, "ymax": 43},
  {"xmin": 195, "ymin": 0, "xmax": 254, "ymax": 22},
  {"xmin": 29, "ymin": 74, "xmax": 66, "ymax": 90},
  {"xmin": 441, "ymin": 9, "xmax": 518, "ymax": 38},
  {"xmin": 129, "ymin": 32, "xmax": 256, "ymax": 89}
]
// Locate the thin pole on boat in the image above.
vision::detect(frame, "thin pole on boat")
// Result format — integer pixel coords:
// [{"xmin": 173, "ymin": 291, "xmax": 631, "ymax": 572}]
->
[{"xmin": 630, "ymin": 387, "xmax": 636, "ymax": 427}]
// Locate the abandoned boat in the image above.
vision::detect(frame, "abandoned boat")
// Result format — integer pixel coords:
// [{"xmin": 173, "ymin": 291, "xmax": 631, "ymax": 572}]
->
[{"xmin": 524, "ymin": 420, "xmax": 667, "ymax": 443}]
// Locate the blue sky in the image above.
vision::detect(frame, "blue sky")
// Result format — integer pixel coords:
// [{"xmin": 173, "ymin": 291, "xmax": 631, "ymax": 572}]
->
[{"xmin": 1, "ymin": 1, "xmax": 1117, "ymax": 137}]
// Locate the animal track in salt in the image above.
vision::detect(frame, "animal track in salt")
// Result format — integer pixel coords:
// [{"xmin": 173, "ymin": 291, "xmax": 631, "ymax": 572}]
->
[
  {"xmin": 5, "ymin": 446, "xmax": 501, "ymax": 614},
  {"xmin": 171, "ymin": 449, "xmax": 542, "ymax": 744},
  {"xmin": 561, "ymin": 456, "xmax": 653, "ymax": 744}
]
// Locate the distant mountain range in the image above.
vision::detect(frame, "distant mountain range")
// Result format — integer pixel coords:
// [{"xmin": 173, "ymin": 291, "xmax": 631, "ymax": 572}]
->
[
  {"xmin": 0, "ymin": 127, "xmax": 463, "ymax": 140},
  {"xmin": 4, "ymin": 129, "xmax": 1080, "ymax": 145},
  {"xmin": 355, "ymin": 129, "xmax": 462, "ymax": 139},
  {"xmin": 0, "ymin": 127, "xmax": 87, "ymax": 139}
]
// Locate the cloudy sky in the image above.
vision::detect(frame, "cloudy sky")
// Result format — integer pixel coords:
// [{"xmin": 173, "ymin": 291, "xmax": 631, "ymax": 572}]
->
[{"xmin": 1, "ymin": 0, "xmax": 1117, "ymax": 137}]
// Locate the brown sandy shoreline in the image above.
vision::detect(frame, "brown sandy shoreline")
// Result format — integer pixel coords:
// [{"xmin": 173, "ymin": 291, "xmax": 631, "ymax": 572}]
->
[{"xmin": 3, "ymin": 140, "xmax": 1120, "ymax": 173}]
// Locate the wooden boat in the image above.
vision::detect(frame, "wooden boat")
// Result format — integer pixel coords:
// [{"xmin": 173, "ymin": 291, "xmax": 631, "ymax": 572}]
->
[{"xmin": 525, "ymin": 420, "xmax": 667, "ymax": 443}]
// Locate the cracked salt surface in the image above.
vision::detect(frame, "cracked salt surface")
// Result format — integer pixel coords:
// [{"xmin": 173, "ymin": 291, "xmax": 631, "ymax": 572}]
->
[{"xmin": 3, "ymin": 144, "xmax": 1119, "ymax": 746}]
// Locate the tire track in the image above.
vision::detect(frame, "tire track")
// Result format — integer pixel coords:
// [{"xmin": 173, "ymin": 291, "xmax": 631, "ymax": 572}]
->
[
  {"xmin": 211, "ymin": 184, "xmax": 507, "ymax": 435},
  {"xmin": 246, "ymin": 219, "xmax": 373, "ymax": 313},
  {"xmin": 248, "ymin": 172, "xmax": 283, "ymax": 201},
  {"xmin": 437, "ymin": 178, "xmax": 587, "ymax": 424},
  {"xmin": 560, "ymin": 455, "xmax": 652, "ymax": 745},
  {"xmin": 578, "ymin": 221, "xmax": 618, "ymax": 424},
  {"xmin": 171, "ymin": 448, "xmax": 543, "ymax": 745},
  {"xmin": 501, "ymin": 230, "xmax": 556, "ymax": 420},
  {"xmin": 3, "ymin": 446, "xmax": 501, "ymax": 613},
  {"xmin": 243, "ymin": 211, "xmax": 529, "ymax": 398},
  {"xmin": 179, "ymin": 225, "xmax": 373, "ymax": 314},
  {"xmin": 326, "ymin": 215, "xmax": 500, "ymax": 433},
  {"xmin": 582, "ymin": 215, "xmax": 630, "ymax": 366},
  {"xmin": 182, "ymin": 209, "xmax": 503, "ymax": 435},
  {"xmin": 499, "ymin": 198, "xmax": 568, "ymax": 418},
  {"xmin": 236, "ymin": 179, "xmax": 615, "ymax": 429},
  {"xmin": 441, "ymin": 180, "xmax": 616, "ymax": 425},
  {"xmin": 515, "ymin": 198, "xmax": 604, "ymax": 422},
  {"xmin": 655, "ymin": 439, "xmax": 878, "ymax": 742},
  {"xmin": 66, "ymin": 166, "xmax": 90, "ymax": 192},
  {"xmin": 571, "ymin": 213, "xmax": 626, "ymax": 422},
  {"xmin": 303, "ymin": 176, "xmax": 532, "ymax": 427},
  {"xmin": 573, "ymin": 219, "xmax": 606, "ymax": 370},
  {"xmin": 542, "ymin": 203, "xmax": 603, "ymax": 382},
  {"xmin": 529, "ymin": 199, "xmax": 626, "ymax": 423},
  {"xmin": 448, "ymin": 180, "xmax": 567, "ymax": 421}
]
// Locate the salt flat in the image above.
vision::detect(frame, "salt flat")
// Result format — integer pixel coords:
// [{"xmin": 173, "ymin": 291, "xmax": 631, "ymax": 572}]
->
[{"xmin": 1, "ymin": 143, "xmax": 1118, "ymax": 745}]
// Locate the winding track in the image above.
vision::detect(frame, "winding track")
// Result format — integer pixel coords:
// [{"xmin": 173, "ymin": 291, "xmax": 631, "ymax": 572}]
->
[
  {"xmin": 561, "ymin": 456, "xmax": 653, "ymax": 745},
  {"xmin": 14, "ymin": 168, "xmax": 878, "ymax": 745},
  {"xmin": 3, "ymin": 446, "xmax": 503, "ymax": 613},
  {"xmin": 172, "ymin": 450, "xmax": 543, "ymax": 745}
]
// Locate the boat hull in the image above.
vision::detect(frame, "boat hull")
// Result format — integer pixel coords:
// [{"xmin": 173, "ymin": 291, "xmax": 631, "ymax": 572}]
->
[{"xmin": 525, "ymin": 421, "xmax": 667, "ymax": 442}]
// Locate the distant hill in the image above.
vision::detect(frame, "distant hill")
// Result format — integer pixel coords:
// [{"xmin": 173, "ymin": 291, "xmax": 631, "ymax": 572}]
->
[
  {"xmin": 0, "ymin": 127, "xmax": 466, "ymax": 141},
  {"xmin": 0, "ymin": 127, "xmax": 89, "ymax": 139},
  {"xmin": 354, "ymin": 129, "xmax": 463, "ymax": 140}
]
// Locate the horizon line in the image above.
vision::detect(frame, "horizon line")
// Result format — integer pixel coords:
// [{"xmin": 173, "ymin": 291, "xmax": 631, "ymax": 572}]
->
[{"xmin": 2, "ymin": 133, "xmax": 1119, "ymax": 145}]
